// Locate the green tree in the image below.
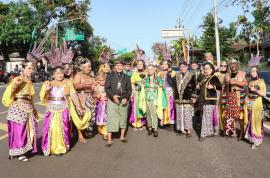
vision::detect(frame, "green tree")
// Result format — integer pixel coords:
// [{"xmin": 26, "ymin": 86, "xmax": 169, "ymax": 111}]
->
[
  {"xmin": 0, "ymin": 0, "xmax": 107, "ymax": 63},
  {"xmin": 0, "ymin": 1, "xmax": 36, "ymax": 57},
  {"xmin": 115, "ymin": 51, "xmax": 135, "ymax": 62},
  {"xmin": 198, "ymin": 12, "xmax": 234, "ymax": 60}
]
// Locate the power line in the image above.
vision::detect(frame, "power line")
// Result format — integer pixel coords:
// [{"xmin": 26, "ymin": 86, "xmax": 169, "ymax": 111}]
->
[
  {"xmin": 179, "ymin": 0, "xmax": 189, "ymax": 20},
  {"xmin": 181, "ymin": 0, "xmax": 195, "ymax": 23},
  {"xmin": 184, "ymin": 0, "xmax": 202, "ymax": 25}
]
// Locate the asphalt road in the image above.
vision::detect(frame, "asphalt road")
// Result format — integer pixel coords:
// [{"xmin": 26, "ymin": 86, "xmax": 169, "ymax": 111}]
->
[{"xmin": 0, "ymin": 84, "xmax": 270, "ymax": 178}]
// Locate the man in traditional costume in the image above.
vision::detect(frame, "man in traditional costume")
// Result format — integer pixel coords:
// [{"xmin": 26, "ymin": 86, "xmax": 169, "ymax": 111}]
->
[
  {"xmin": 74, "ymin": 57, "xmax": 96, "ymax": 141},
  {"xmin": 2, "ymin": 39, "xmax": 46, "ymax": 162},
  {"xmin": 204, "ymin": 52, "xmax": 214, "ymax": 64},
  {"xmin": 173, "ymin": 62, "xmax": 197, "ymax": 138},
  {"xmin": 105, "ymin": 59, "xmax": 132, "ymax": 147},
  {"xmin": 123, "ymin": 59, "xmax": 134, "ymax": 77},
  {"xmin": 223, "ymin": 59, "xmax": 248, "ymax": 139},
  {"xmin": 140, "ymin": 63, "xmax": 166, "ymax": 137},
  {"xmin": 190, "ymin": 61, "xmax": 200, "ymax": 84},
  {"xmin": 129, "ymin": 45, "xmax": 147, "ymax": 130}
]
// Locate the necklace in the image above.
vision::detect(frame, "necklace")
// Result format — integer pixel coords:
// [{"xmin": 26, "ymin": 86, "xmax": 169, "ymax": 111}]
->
[
  {"xmin": 115, "ymin": 72, "xmax": 124, "ymax": 90},
  {"xmin": 180, "ymin": 72, "xmax": 188, "ymax": 85}
]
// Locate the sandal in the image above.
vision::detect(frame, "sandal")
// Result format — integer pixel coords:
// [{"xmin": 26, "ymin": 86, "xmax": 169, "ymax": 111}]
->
[
  {"xmin": 120, "ymin": 138, "xmax": 128, "ymax": 143},
  {"xmin": 18, "ymin": 155, "xmax": 29, "ymax": 162},
  {"xmin": 103, "ymin": 135, "xmax": 108, "ymax": 140},
  {"xmin": 106, "ymin": 141, "xmax": 113, "ymax": 147},
  {"xmin": 9, "ymin": 156, "xmax": 15, "ymax": 160}
]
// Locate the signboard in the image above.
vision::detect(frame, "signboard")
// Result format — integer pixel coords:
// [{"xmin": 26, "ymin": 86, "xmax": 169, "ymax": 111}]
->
[
  {"xmin": 64, "ymin": 28, "xmax": 85, "ymax": 41},
  {"xmin": 117, "ymin": 48, "xmax": 128, "ymax": 54},
  {"xmin": 161, "ymin": 29, "xmax": 184, "ymax": 38},
  {"xmin": 76, "ymin": 32, "xmax": 85, "ymax": 40}
]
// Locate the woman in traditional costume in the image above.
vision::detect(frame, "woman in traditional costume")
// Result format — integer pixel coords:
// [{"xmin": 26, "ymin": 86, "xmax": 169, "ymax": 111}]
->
[
  {"xmin": 245, "ymin": 66, "xmax": 266, "ymax": 149},
  {"xmin": 94, "ymin": 49, "xmax": 111, "ymax": 139},
  {"xmin": 215, "ymin": 61, "xmax": 228, "ymax": 135},
  {"xmin": 129, "ymin": 45, "xmax": 147, "ymax": 130},
  {"xmin": 74, "ymin": 57, "xmax": 96, "ymax": 142},
  {"xmin": 2, "ymin": 39, "xmax": 46, "ymax": 161},
  {"xmin": 41, "ymin": 42, "xmax": 84, "ymax": 156},
  {"xmin": 158, "ymin": 60, "xmax": 176, "ymax": 130},
  {"xmin": 155, "ymin": 43, "xmax": 175, "ymax": 130},
  {"xmin": 198, "ymin": 62, "xmax": 222, "ymax": 141}
]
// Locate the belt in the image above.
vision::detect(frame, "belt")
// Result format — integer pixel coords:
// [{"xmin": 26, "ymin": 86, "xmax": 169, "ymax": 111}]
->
[
  {"xmin": 77, "ymin": 91, "xmax": 92, "ymax": 94},
  {"xmin": 230, "ymin": 90, "xmax": 243, "ymax": 93},
  {"xmin": 14, "ymin": 95, "xmax": 31, "ymax": 101},
  {"xmin": 48, "ymin": 97, "xmax": 65, "ymax": 101}
]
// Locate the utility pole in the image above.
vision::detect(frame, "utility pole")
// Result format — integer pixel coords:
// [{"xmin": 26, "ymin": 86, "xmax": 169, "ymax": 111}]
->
[{"xmin": 213, "ymin": 0, "xmax": 221, "ymax": 68}]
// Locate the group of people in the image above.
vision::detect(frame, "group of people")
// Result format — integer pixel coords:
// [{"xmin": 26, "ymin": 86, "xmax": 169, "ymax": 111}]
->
[{"xmin": 2, "ymin": 39, "xmax": 267, "ymax": 162}]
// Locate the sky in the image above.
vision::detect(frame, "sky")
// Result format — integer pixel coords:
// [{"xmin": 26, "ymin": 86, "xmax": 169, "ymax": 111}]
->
[
  {"xmin": 89, "ymin": 0, "xmax": 251, "ymax": 58},
  {"xmin": 1, "ymin": 0, "xmax": 252, "ymax": 58}
]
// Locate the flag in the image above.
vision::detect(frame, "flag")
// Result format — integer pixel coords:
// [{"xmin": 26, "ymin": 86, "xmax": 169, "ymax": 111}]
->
[{"xmin": 182, "ymin": 40, "xmax": 187, "ymax": 62}]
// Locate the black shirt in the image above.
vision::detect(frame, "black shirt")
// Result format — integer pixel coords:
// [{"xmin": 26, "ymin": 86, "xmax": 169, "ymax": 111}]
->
[{"xmin": 105, "ymin": 71, "xmax": 132, "ymax": 102}]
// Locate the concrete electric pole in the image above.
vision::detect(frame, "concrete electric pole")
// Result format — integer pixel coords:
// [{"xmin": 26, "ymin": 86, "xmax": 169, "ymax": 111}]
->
[{"xmin": 213, "ymin": 0, "xmax": 221, "ymax": 68}]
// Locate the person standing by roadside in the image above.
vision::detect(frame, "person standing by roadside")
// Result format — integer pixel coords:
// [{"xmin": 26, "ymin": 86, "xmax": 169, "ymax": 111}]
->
[
  {"xmin": 2, "ymin": 38, "xmax": 47, "ymax": 161},
  {"xmin": 245, "ymin": 66, "xmax": 266, "ymax": 149},
  {"xmin": 105, "ymin": 59, "xmax": 132, "ymax": 147},
  {"xmin": 198, "ymin": 62, "xmax": 222, "ymax": 141},
  {"xmin": 223, "ymin": 59, "xmax": 248, "ymax": 140},
  {"xmin": 173, "ymin": 62, "xmax": 197, "ymax": 138}
]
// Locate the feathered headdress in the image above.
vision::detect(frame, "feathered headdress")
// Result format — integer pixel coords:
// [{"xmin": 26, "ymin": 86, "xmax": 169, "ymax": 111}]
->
[
  {"xmin": 155, "ymin": 42, "xmax": 172, "ymax": 61},
  {"xmin": 61, "ymin": 41, "xmax": 74, "ymax": 64},
  {"xmin": 45, "ymin": 41, "xmax": 74, "ymax": 68},
  {"xmin": 248, "ymin": 54, "xmax": 262, "ymax": 67},
  {"xmin": 26, "ymin": 37, "xmax": 47, "ymax": 63},
  {"xmin": 99, "ymin": 47, "xmax": 111, "ymax": 64},
  {"xmin": 135, "ymin": 44, "xmax": 146, "ymax": 61}
]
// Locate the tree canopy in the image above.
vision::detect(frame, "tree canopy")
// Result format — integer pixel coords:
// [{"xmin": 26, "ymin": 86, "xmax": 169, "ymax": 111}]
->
[{"xmin": 0, "ymin": 0, "xmax": 107, "ymax": 62}]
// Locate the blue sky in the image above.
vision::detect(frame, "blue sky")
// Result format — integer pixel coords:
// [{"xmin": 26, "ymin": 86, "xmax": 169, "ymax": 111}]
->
[{"xmin": 90, "ymin": 0, "xmax": 251, "ymax": 58}]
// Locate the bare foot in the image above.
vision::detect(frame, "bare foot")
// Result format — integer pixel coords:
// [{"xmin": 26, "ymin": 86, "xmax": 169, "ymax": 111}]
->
[
  {"xmin": 79, "ymin": 137, "xmax": 88, "ymax": 143},
  {"xmin": 103, "ymin": 135, "xmax": 108, "ymax": 140},
  {"xmin": 106, "ymin": 140, "xmax": 113, "ymax": 147}
]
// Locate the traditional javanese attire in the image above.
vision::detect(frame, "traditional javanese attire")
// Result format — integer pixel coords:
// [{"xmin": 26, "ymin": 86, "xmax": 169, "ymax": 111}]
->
[
  {"xmin": 222, "ymin": 71, "xmax": 247, "ymax": 137},
  {"xmin": 158, "ymin": 71, "xmax": 176, "ymax": 125},
  {"xmin": 245, "ymin": 78, "xmax": 266, "ymax": 146},
  {"xmin": 105, "ymin": 71, "xmax": 132, "ymax": 133},
  {"xmin": 2, "ymin": 77, "xmax": 38, "ymax": 157},
  {"xmin": 129, "ymin": 71, "xmax": 147, "ymax": 128},
  {"xmin": 198, "ymin": 75, "xmax": 222, "ymax": 138},
  {"xmin": 95, "ymin": 80, "xmax": 108, "ymax": 136},
  {"xmin": 40, "ymin": 80, "xmax": 87, "ymax": 156},
  {"xmin": 215, "ymin": 71, "xmax": 227, "ymax": 133},
  {"xmin": 140, "ymin": 75, "xmax": 166, "ymax": 131},
  {"xmin": 124, "ymin": 69, "xmax": 134, "ymax": 77},
  {"xmin": 76, "ymin": 76, "xmax": 96, "ymax": 137},
  {"xmin": 173, "ymin": 71, "xmax": 197, "ymax": 133}
]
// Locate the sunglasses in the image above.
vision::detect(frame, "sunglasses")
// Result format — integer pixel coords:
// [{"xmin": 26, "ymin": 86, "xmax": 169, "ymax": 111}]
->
[{"xmin": 220, "ymin": 65, "xmax": 227, "ymax": 67}]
